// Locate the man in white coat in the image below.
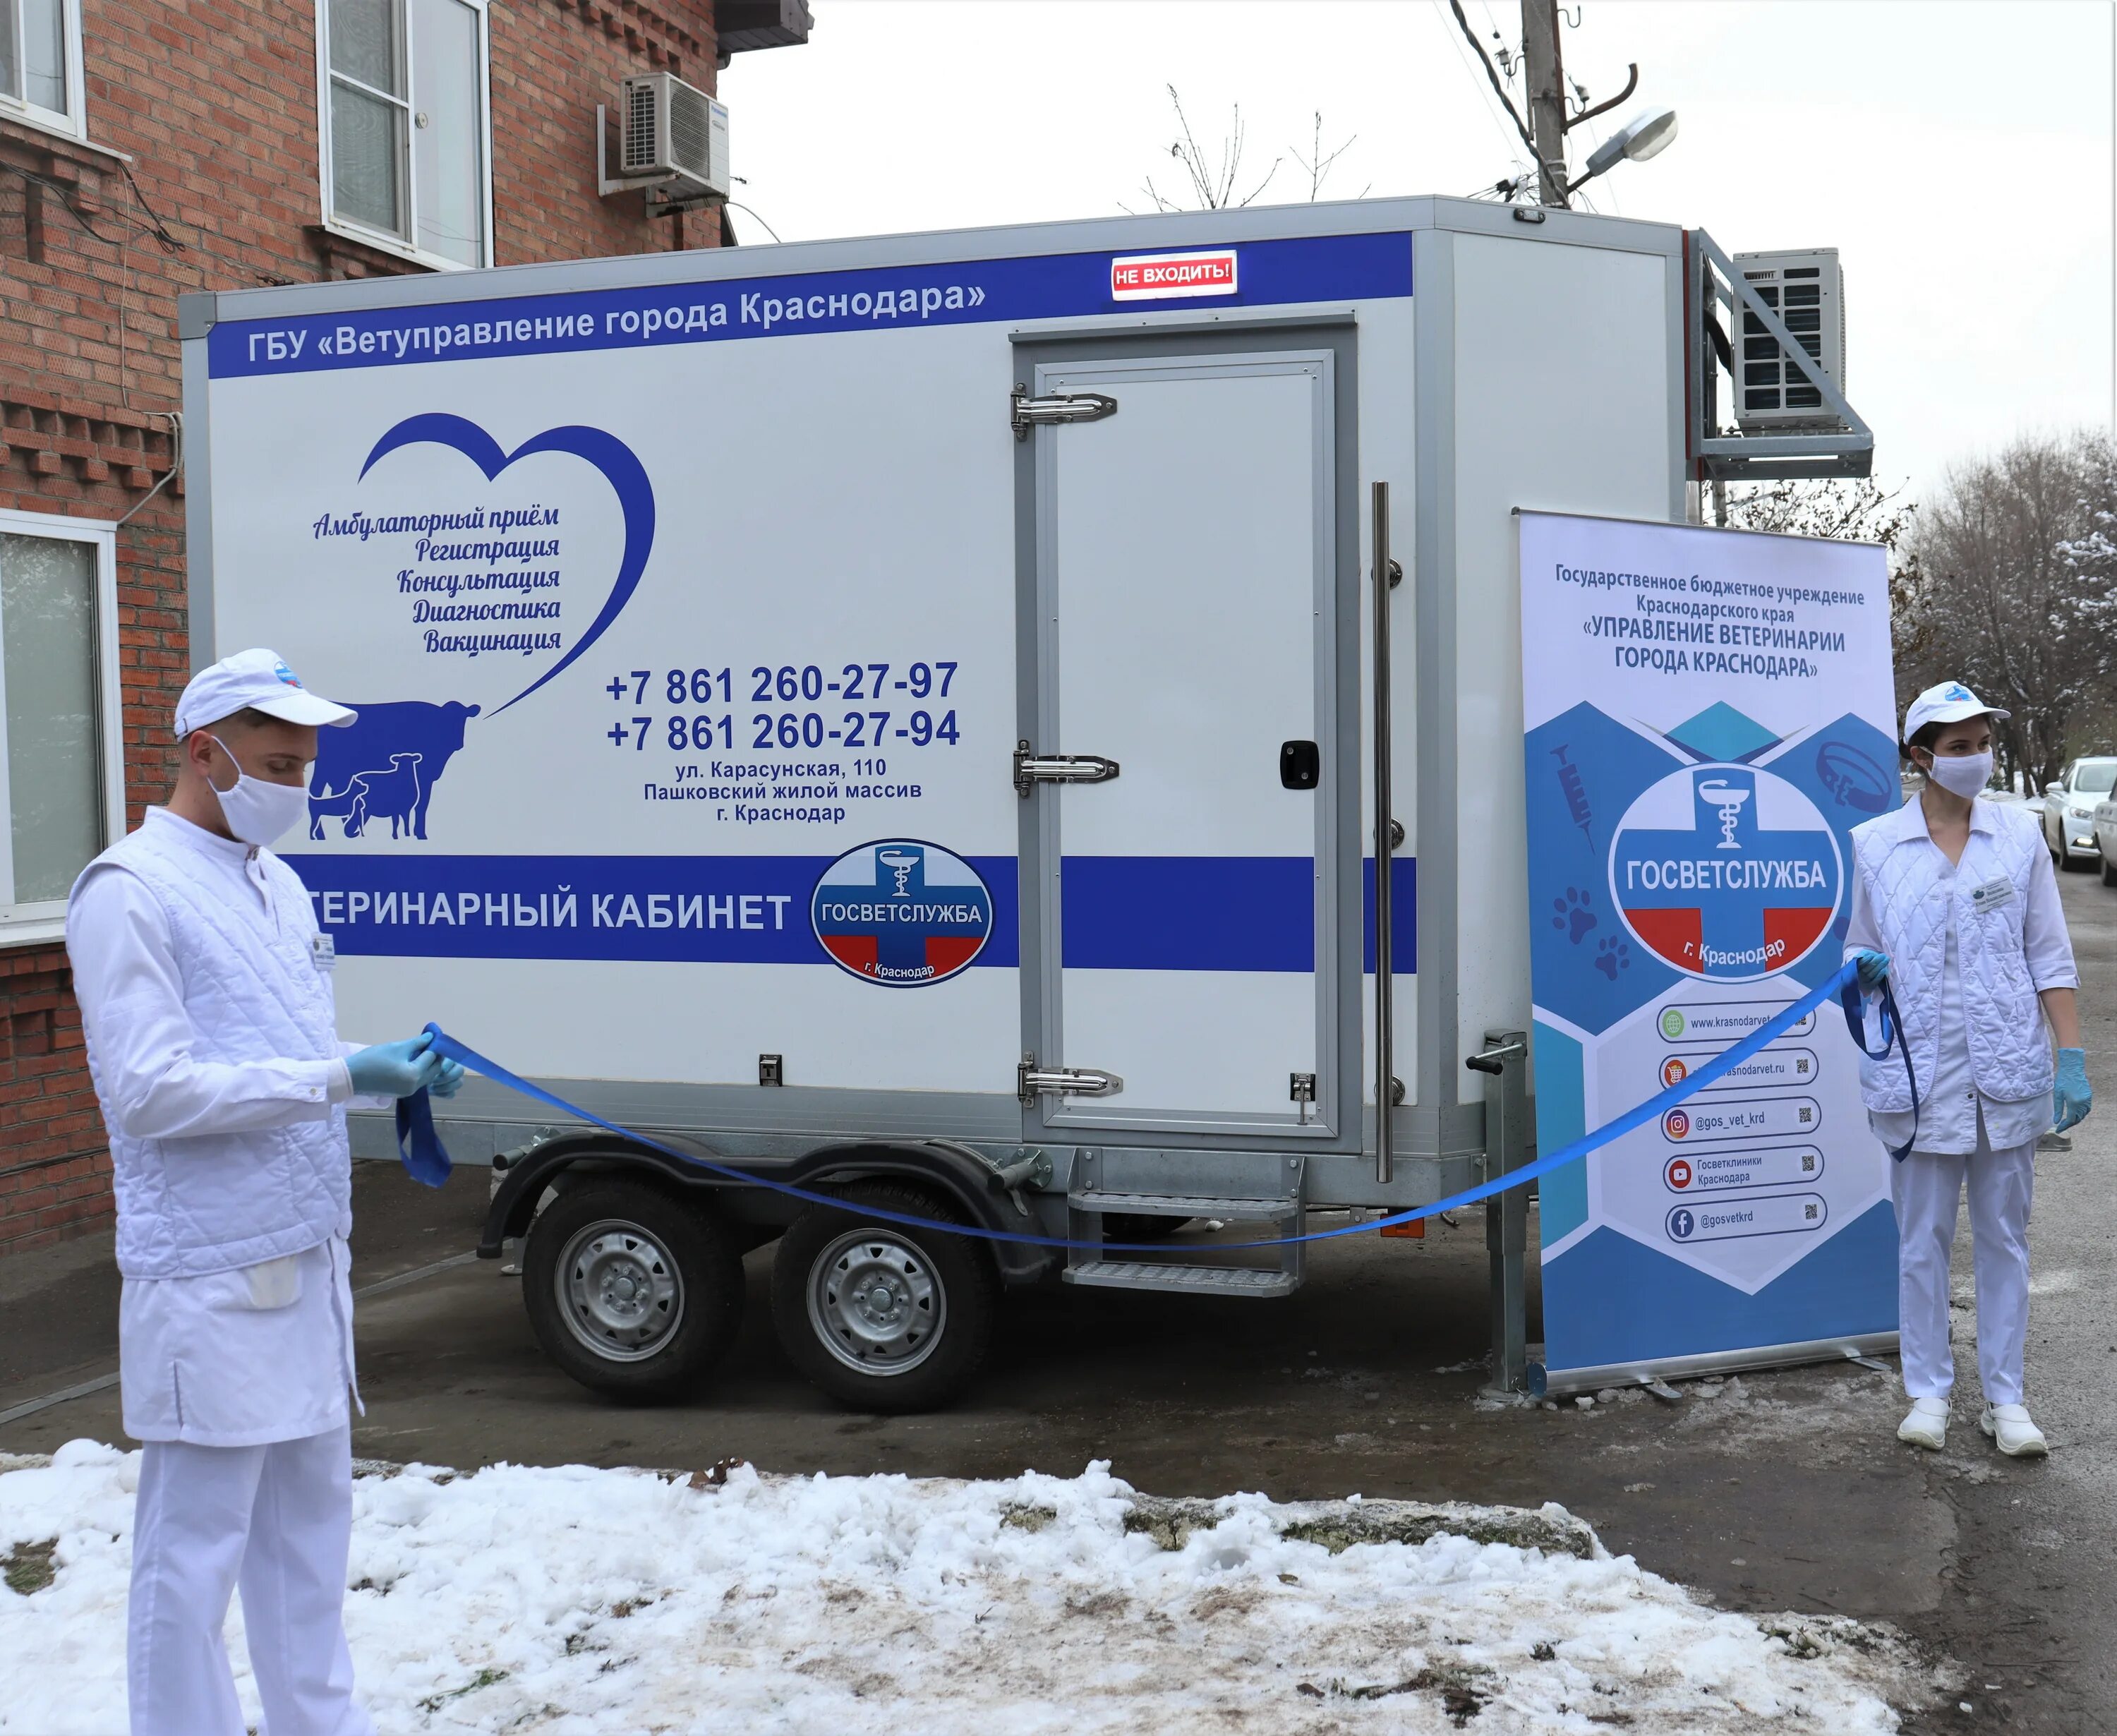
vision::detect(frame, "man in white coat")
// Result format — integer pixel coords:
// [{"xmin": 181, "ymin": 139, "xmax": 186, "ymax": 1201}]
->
[{"xmin": 67, "ymin": 648, "xmax": 464, "ymax": 1736}]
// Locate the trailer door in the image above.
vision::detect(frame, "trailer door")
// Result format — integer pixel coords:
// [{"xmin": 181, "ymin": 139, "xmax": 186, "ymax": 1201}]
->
[{"xmin": 1018, "ymin": 343, "xmax": 1350, "ymax": 1142}]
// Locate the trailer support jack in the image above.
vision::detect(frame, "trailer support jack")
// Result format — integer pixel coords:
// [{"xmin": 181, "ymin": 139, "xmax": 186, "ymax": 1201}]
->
[{"xmin": 1470, "ymin": 1030, "xmax": 1531, "ymax": 1395}]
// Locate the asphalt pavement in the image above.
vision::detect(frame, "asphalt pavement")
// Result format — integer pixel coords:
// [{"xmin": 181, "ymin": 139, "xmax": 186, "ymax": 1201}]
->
[{"xmin": 4, "ymin": 867, "xmax": 2116, "ymax": 1730}]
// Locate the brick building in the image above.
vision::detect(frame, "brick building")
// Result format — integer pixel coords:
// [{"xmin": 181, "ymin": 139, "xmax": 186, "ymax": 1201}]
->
[{"xmin": 0, "ymin": 0, "xmax": 807, "ymax": 1255}]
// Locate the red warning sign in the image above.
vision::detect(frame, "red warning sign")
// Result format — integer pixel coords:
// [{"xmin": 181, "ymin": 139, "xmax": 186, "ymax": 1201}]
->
[{"xmin": 1110, "ymin": 248, "xmax": 1239, "ymax": 301}]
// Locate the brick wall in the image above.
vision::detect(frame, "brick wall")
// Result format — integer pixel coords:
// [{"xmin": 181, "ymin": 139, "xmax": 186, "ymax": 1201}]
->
[{"xmin": 0, "ymin": 0, "xmax": 768, "ymax": 1258}]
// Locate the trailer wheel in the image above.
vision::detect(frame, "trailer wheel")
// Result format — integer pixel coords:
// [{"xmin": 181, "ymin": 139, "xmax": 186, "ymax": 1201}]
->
[
  {"xmin": 771, "ymin": 1183, "xmax": 998, "ymax": 1413},
  {"xmin": 522, "ymin": 1179, "xmax": 744, "ymax": 1402}
]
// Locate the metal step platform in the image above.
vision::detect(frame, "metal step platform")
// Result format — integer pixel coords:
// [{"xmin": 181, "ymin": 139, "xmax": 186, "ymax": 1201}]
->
[
  {"xmin": 1063, "ymin": 1260, "xmax": 1298, "ymax": 1296},
  {"xmin": 1062, "ymin": 1151, "xmax": 1307, "ymax": 1297}
]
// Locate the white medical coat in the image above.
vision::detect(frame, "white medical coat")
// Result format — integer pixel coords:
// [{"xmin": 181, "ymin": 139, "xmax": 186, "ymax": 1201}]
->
[{"xmin": 70, "ymin": 818, "xmax": 382, "ymax": 1446}]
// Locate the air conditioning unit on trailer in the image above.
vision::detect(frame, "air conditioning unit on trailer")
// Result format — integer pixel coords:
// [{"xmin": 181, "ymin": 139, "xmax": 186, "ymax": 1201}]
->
[
  {"xmin": 620, "ymin": 71, "xmax": 730, "ymax": 201},
  {"xmin": 1731, "ymin": 247, "xmax": 1845, "ymax": 430}
]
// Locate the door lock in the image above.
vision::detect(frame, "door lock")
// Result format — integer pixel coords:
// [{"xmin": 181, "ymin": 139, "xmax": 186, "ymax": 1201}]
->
[
  {"xmin": 1018, "ymin": 1054, "xmax": 1125, "ymax": 1106},
  {"xmin": 1014, "ymin": 740, "xmax": 1121, "ymax": 797}
]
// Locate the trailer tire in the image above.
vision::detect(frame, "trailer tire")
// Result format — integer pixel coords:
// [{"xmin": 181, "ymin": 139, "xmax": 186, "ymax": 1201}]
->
[
  {"xmin": 522, "ymin": 1179, "xmax": 744, "ymax": 1402},
  {"xmin": 771, "ymin": 1183, "xmax": 998, "ymax": 1413}
]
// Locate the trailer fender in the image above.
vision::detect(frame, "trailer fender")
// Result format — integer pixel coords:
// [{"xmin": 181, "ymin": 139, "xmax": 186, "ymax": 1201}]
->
[{"xmin": 476, "ymin": 1132, "xmax": 1056, "ymax": 1286}]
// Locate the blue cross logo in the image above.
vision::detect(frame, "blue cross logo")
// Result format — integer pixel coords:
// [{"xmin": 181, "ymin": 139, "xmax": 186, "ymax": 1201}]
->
[{"xmin": 1610, "ymin": 766, "xmax": 1841, "ymax": 982}]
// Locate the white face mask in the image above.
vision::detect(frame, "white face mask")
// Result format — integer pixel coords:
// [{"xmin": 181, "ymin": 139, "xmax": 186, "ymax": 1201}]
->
[
  {"xmin": 205, "ymin": 733, "xmax": 310, "ymax": 846},
  {"xmin": 1921, "ymin": 749, "xmax": 1993, "ymax": 799}
]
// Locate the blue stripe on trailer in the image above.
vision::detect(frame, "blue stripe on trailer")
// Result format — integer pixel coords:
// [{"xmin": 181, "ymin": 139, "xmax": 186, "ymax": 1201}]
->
[
  {"xmin": 284, "ymin": 852, "xmax": 1413, "ymax": 974},
  {"xmin": 1060, "ymin": 855, "xmax": 1315, "ymax": 972},
  {"xmin": 206, "ymin": 231, "xmax": 1413, "ymax": 378}
]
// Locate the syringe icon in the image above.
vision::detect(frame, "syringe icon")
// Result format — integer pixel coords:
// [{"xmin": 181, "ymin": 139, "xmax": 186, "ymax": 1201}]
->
[
  {"xmin": 1550, "ymin": 744, "xmax": 1594, "ymax": 849},
  {"xmin": 1696, "ymin": 780, "xmax": 1750, "ymax": 850}
]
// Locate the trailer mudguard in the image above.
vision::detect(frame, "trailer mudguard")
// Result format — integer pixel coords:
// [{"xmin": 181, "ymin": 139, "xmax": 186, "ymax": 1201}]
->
[{"xmin": 476, "ymin": 1130, "xmax": 1056, "ymax": 1286}]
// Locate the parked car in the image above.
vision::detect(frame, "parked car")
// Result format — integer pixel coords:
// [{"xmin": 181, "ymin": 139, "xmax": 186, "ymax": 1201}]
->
[
  {"xmin": 2095, "ymin": 797, "xmax": 2117, "ymax": 886},
  {"xmin": 2042, "ymin": 758, "xmax": 2117, "ymax": 869}
]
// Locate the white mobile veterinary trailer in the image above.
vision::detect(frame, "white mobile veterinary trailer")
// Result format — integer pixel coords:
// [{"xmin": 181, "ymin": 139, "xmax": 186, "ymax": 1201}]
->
[{"xmin": 180, "ymin": 197, "xmax": 1834, "ymax": 1411}]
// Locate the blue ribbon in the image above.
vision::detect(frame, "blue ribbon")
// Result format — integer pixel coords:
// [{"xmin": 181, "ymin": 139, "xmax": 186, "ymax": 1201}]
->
[
  {"xmin": 1838, "ymin": 972, "xmax": 1919, "ymax": 1160},
  {"xmin": 394, "ymin": 1086, "xmax": 452, "ymax": 1188},
  {"xmin": 394, "ymin": 958, "xmax": 1908, "ymax": 1252}
]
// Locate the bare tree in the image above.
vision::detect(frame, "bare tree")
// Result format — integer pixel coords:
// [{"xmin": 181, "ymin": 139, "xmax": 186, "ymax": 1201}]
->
[
  {"xmin": 1133, "ymin": 87, "xmax": 1281, "ymax": 214},
  {"xmin": 1720, "ymin": 476, "xmax": 1914, "ymax": 550},
  {"xmin": 1890, "ymin": 430, "xmax": 2117, "ymax": 790},
  {"xmin": 1124, "ymin": 91, "xmax": 1363, "ymax": 214},
  {"xmin": 1289, "ymin": 111, "xmax": 1367, "ymax": 203}
]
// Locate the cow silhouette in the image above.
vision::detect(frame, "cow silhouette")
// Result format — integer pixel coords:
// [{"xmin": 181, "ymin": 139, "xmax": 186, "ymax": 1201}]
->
[{"xmin": 309, "ymin": 700, "xmax": 478, "ymax": 842}]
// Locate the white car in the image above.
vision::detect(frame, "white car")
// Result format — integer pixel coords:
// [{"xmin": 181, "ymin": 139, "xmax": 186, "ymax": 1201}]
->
[
  {"xmin": 2043, "ymin": 757, "xmax": 2117, "ymax": 869},
  {"xmin": 2094, "ymin": 797, "xmax": 2117, "ymax": 886}
]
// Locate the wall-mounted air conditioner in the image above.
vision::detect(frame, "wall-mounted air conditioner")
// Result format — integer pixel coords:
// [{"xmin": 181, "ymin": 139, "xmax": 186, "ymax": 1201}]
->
[
  {"xmin": 597, "ymin": 73, "xmax": 729, "ymax": 210},
  {"xmin": 1730, "ymin": 248, "xmax": 1845, "ymax": 430}
]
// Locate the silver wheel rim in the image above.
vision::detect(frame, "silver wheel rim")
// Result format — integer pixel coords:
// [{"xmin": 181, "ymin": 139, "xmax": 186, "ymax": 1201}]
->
[
  {"xmin": 555, "ymin": 1219, "xmax": 685, "ymax": 1362},
  {"xmin": 807, "ymin": 1227, "xmax": 946, "ymax": 1377}
]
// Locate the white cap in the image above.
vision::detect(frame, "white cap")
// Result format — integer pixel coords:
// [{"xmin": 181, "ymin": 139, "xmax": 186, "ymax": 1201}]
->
[
  {"xmin": 174, "ymin": 649, "xmax": 357, "ymax": 739},
  {"xmin": 1902, "ymin": 680, "xmax": 2010, "ymax": 744}
]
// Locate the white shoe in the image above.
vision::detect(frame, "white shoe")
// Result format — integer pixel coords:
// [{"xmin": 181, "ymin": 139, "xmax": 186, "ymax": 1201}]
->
[
  {"xmin": 1898, "ymin": 1397, "xmax": 1948, "ymax": 1449},
  {"xmin": 1981, "ymin": 1403, "xmax": 2049, "ymax": 1457}
]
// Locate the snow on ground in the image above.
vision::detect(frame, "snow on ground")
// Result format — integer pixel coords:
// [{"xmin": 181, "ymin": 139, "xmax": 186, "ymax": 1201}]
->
[{"xmin": 0, "ymin": 1440, "xmax": 1941, "ymax": 1733}]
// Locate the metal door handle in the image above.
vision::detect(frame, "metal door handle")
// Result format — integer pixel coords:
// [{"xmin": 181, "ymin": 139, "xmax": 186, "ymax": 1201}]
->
[
  {"xmin": 1373, "ymin": 481, "xmax": 1401, "ymax": 1183},
  {"xmin": 1011, "ymin": 387, "xmax": 1118, "ymax": 438},
  {"xmin": 1018, "ymin": 1059, "xmax": 1125, "ymax": 1105},
  {"xmin": 1014, "ymin": 742, "xmax": 1121, "ymax": 797}
]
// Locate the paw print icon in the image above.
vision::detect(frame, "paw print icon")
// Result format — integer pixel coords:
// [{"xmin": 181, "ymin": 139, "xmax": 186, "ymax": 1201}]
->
[
  {"xmin": 1552, "ymin": 886, "xmax": 1598, "ymax": 944},
  {"xmin": 1593, "ymin": 936, "xmax": 1632, "ymax": 981}
]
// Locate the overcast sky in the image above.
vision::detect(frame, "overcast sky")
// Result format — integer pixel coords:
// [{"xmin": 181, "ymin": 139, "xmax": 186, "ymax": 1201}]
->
[{"xmin": 724, "ymin": 0, "xmax": 2115, "ymax": 502}]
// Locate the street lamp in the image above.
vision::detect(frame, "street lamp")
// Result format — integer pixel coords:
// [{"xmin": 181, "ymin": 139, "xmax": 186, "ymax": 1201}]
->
[{"xmin": 1570, "ymin": 107, "xmax": 1678, "ymax": 194}]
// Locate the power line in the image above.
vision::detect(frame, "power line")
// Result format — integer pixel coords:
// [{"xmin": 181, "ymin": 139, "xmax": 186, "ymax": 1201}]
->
[{"xmin": 1429, "ymin": 0, "xmax": 1534, "ymax": 176}]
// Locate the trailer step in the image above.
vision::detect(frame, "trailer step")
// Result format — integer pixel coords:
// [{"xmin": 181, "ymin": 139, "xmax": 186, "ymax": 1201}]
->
[
  {"xmin": 1063, "ymin": 1260, "xmax": 1298, "ymax": 1297},
  {"xmin": 1068, "ymin": 1191, "xmax": 1296, "ymax": 1222}
]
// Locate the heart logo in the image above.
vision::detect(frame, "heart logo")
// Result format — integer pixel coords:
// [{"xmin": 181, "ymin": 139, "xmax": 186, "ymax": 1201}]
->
[{"xmin": 360, "ymin": 413, "xmax": 657, "ymax": 716}]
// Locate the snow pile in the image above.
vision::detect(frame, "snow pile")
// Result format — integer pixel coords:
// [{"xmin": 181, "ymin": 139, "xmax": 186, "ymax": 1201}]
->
[{"xmin": 1, "ymin": 1440, "xmax": 1936, "ymax": 1733}]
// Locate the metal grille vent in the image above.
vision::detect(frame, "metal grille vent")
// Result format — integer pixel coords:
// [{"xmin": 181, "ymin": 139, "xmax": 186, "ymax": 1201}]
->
[
  {"xmin": 1729, "ymin": 248, "xmax": 1846, "ymax": 431},
  {"xmin": 622, "ymin": 80, "xmax": 659, "ymax": 174},
  {"xmin": 665, "ymin": 80, "xmax": 714, "ymax": 181},
  {"xmin": 1741, "ymin": 272, "xmax": 1824, "ymax": 414}
]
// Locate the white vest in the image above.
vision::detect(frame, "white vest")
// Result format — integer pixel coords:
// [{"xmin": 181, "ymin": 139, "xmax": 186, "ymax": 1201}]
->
[
  {"xmin": 1848, "ymin": 799, "xmax": 2052, "ymax": 1112},
  {"xmin": 81, "ymin": 819, "xmax": 349, "ymax": 1279}
]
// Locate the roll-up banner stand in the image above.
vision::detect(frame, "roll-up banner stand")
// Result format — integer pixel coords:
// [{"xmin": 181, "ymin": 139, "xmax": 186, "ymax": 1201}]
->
[{"xmin": 1518, "ymin": 510, "xmax": 1901, "ymax": 1394}]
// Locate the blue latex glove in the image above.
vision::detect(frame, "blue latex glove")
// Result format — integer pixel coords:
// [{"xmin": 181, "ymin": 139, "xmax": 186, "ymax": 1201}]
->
[
  {"xmin": 1854, "ymin": 948, "xmax": 1890, "ymax": 991},
  {"xmin": 346, "ymin": 1035, "xmax": 446, "ymax": 1099},
  {"xmin": 430, "ymin": 1057, "xmax": 466, "ymax": 1099},
  {"xmin": 2055, "ymin": 1047, "xmax": 2092, "ymax": 1133}
]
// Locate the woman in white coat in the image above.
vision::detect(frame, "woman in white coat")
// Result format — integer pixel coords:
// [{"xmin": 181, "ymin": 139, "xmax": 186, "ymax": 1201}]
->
[{"xmin": 1845, "ymin": 681, "xmax": 2092, "ymax": 1458}]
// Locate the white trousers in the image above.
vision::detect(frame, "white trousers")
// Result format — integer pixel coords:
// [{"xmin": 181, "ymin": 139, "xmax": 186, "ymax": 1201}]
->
[
  {"xmin": 128, "ymin": 1423, "xmax": 373, "ymax": 1736},
  {"xmin": 1891, "ymin": 1131, "xmax": 2035, "ymax": 1406}
]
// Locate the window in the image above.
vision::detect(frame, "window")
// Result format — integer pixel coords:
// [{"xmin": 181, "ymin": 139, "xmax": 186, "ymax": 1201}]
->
[
  {"xmin": 0, "ymin": 0, "xmax": 85, "ymax": 135},
  {"xmin": 318, "ymin": 0, "xmax": 490, "ymax": 269},
  {"xmin": 0, "ymin": 512, "xmax": 121, "ymax": 935}
]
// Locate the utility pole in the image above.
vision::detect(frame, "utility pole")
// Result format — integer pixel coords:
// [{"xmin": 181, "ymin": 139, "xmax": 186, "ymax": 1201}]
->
[{"xmin": 1521, "ymin": 0, "xmax": 1569, "ymax": 207}]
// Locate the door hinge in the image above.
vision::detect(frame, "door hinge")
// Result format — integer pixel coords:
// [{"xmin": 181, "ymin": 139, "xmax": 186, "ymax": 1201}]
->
[
  {"xmin": 1011, "ymin": 385, "xmax": 1118, "ymax": 440},
  {"xmin": 1014, "ymin": 740, "xmax": 1121, "ymax": 797},
  {"xmin": 1018, "ymin": 1054, "xmax": 1125, "ymax": 1107}
]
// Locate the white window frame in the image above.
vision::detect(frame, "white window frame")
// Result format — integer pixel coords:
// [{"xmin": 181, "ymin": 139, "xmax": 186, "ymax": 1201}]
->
[
  {"xmin": 0, "ymin": 508, "xmax": 123, "ymax": 946},
  {"xmin": 313, "ymin": 0, "xmax": 495, "ymax": 273},
  {"xmin": 0, "ymin": 0, "xmax": 89, "ymax": 141}
]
